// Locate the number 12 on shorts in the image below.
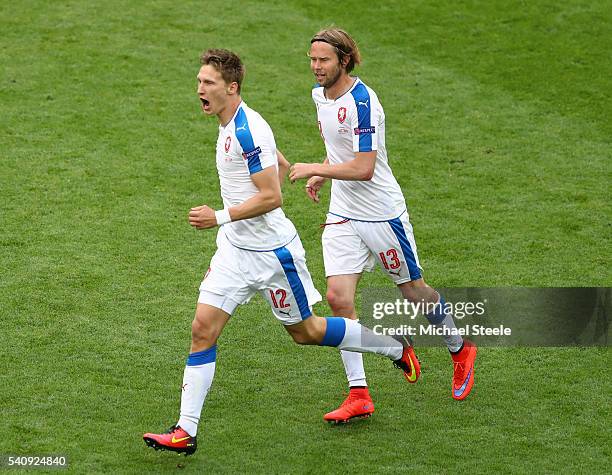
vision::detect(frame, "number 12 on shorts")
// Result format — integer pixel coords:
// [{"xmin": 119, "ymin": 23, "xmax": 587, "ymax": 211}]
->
[
  {"xmin": 269, "ymin": 289, "xmax": 289, "ymax": 308},
  {"xmin": 379, "ymin": 249, "xmax": 400, "ymax": 270}
]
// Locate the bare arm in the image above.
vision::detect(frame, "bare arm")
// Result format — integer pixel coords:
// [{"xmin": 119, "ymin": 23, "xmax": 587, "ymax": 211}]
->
[
  {"xmin": 277, "ymin": 150, "xmax": 290, "ymax": 185},
  {"xmin": 230, "ymin": 166, "xmax": 282, "ymax": 220},
  {"xmin": 305, "ymin": 158, "xmax": 328, "ymax": 203},
  {"xmin": 188, "ymin": 167, "xmax": 282, "ymax": 229},
  {"xmin": 290, "ymin": 151, "xmax": 376, "ymax": 182}
]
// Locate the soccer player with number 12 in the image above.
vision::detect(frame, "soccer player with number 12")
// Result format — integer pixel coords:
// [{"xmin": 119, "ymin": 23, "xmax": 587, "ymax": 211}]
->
[{"xmin": 143, "ymin": 48, "xmax": 422, "ymax": 455}]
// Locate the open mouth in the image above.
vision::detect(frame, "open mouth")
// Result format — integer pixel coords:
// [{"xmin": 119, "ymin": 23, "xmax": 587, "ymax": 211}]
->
[{"xmin": 200, "ymin": 98, "xmax": 210, "ymax": 110}]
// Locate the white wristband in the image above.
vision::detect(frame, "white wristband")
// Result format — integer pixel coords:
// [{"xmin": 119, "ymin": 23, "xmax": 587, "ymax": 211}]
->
[{"xmin": 215, "ymin": 208, "xmax": 232, "ymax": 226}]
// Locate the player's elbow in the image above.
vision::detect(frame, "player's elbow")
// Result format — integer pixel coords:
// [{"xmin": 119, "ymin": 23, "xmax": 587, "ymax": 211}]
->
[
  {"xmin": 353, "ymin": 153, "xmax": 376, "ymax": 181},
  {"xmin": 273, "ymin": 193, "xmax": 283, "ymax": 208},
  {"xmin": 265, "ymin": 191, "xmax": 283, "ymax": 210},
  {"xmin": 358, "ymin": 165, "xmax": 375, "ymax": 181}
]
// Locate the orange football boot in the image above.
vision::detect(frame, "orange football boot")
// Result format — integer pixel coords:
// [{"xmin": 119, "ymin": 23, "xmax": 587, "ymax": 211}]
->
[
  {"xmin": 324, "ymin": 387, "xmax": 374, "ymax": 423},
  {"xmin": 393, "ymin": 345, "xmax": 421, "ymax": 383},
  {"xmin": 143, "ymin": 425, "xmax": 197, "ymax": 455},
  {"xmin": 451, "ymin": 340, "xmax": 477, "ymax": 400}
]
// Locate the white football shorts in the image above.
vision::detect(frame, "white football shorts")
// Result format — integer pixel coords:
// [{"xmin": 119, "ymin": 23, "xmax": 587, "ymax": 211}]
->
[
  {"xmin": 321, "ymin": 211, "xmax": 422, "ymax": 284},
  {"xmin": 198, "ymin": 229, "xmax": 322, "ymax": 325}
]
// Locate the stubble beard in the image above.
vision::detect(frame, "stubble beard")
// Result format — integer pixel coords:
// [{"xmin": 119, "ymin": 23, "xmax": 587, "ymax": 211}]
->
[{"xmin": 322, "ymin": 65, "xmax": 343, "ymax": 89}]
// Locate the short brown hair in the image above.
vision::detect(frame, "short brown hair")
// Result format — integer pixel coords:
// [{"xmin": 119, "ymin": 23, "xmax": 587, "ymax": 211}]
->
[
  {"xmin": 311, "ymin": 28, "xmax": 361, "ymax": 73},
  {"xmin": 200, "ymin": 48, "xmax": 245, "ymax": 92}
]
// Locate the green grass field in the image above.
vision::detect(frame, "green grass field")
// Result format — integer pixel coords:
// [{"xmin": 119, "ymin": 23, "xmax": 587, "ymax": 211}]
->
[{"xmin": 1, "ymin": 0, "xmax": 610, "ymax": 473}]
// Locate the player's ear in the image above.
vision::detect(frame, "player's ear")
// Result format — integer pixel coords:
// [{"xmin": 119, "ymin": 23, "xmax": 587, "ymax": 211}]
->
[{"xmin": 226, "ymin": 82, "xmax": 239, "ymax": 95}]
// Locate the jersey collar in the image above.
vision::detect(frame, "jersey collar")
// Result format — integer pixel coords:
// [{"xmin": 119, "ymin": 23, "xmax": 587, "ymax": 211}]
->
[
  {"xmin": 324, "ymin": 77, "xmax": 361, "ymax": 103},
  {"xmin": 219, "ymin": 101, "xmax": 245, "ymax": 130}
]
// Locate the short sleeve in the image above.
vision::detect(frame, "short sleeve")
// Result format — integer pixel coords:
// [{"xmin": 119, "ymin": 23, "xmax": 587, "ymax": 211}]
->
[
  {"xmin": 234, "ymin": 108, "xmax": 277, "ymax": 175},
  {"xmin": 349, "ymin": 83, "xmax": 380, "ymax": 153}
]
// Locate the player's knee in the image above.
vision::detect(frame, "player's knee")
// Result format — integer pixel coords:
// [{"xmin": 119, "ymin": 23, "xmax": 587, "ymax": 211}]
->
[
  {"xmin": 326, "ymin": 288, "xmax": 354, "ymax": 315},
  {"xmin": 191, "ymin": 318, "xmax": 218, "ymax": 347}
]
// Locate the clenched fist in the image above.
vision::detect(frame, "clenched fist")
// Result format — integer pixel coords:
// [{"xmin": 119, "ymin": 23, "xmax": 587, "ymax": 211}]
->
[{"xmin": 189, "ymin": 205, "xmax": 217, "ymax": 229}]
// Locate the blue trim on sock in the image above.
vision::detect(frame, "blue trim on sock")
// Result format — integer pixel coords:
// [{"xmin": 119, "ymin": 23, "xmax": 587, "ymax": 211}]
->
[
  {"xmin": 187, "ymin": 345, "xmax": 217, "ymax": 366},
  {"xmin": 320, "ymin": 317, "xmax": 346, "ymax": 347},
  {"xmin": 426, "ymin": 297, "xmax": 446, "ymax": 325}
]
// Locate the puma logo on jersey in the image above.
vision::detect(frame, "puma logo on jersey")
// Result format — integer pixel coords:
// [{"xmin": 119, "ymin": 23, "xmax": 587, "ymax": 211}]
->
[
  {"xmin": 358, "ymin": 99, "xmax": 369, "ymax": 108},
  {"xmin": 236, "ymin": 123, "xmax": 248, "ymax": 132}
]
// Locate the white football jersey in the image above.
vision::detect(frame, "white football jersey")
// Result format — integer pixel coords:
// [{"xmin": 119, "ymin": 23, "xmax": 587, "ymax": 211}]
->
[
  {"xmin": 215, "ymin": 102, "xmax": 296, "ymax": 251},
  {"xmin": 312, "ymin": 78, "xmax": 406, "ymax": 221}
]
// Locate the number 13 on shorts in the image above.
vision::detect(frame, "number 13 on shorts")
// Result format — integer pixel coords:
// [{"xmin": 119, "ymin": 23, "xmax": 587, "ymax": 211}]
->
[{"xmin": 379, "ymin": 248, "xmax": 401, "ymax": 270}]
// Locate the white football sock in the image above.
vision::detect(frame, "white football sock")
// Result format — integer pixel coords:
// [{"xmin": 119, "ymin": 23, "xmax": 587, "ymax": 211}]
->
[
  {"xmin": 340, "ymin": 350, "xmax": 367, "ymax": 387},
  {"xmin": 438, "ymin": 312, "xmax": 464, "ymax": 353},
  {"xmin": 177, "ymin": 348, "xmax": 217, "ymax": 437},
  {"xmin": 336, "ymin": 318, "xmax": 403, "ymax": 360}
]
